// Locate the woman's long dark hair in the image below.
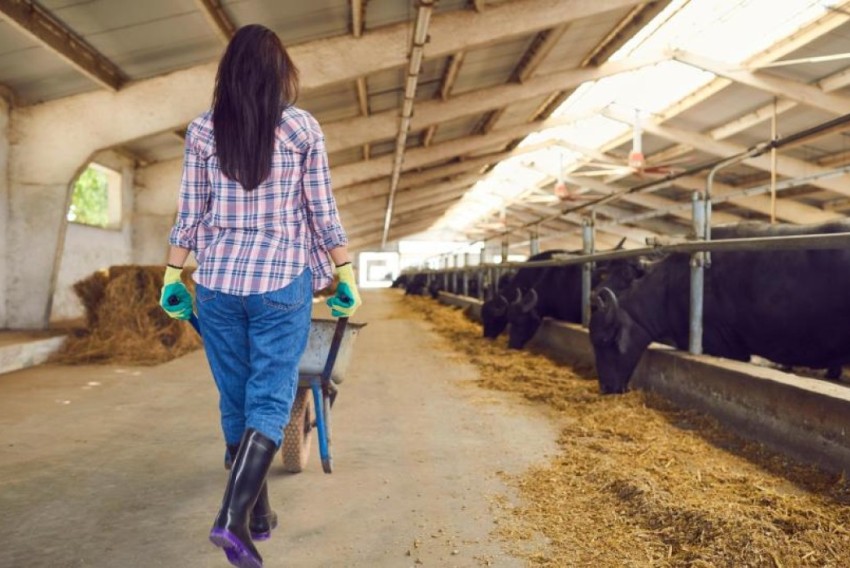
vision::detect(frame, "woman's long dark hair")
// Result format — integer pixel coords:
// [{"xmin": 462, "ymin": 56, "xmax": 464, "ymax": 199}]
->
[{"xmin": 212, "ymin": 25, "xmax": 299, "ymax": 190}]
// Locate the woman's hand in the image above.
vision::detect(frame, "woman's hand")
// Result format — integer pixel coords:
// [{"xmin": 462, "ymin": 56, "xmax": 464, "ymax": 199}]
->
[
  {"xmin": 326, "ymin": 263, "xmax": 362, "ymax": 318},
  {"xmin": 159, "ymin": 265, "xmax": 194, "ymax": 320}
]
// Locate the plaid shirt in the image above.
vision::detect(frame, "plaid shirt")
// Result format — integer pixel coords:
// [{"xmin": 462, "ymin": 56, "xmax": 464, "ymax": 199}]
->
[{"xmin": 169, "ymin": 107, "xmax": 347, "ymax": 295}]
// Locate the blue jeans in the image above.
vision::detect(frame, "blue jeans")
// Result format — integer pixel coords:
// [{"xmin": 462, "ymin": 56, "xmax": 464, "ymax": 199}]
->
[{"xmin": 196, "ymin": 269, "xmax": 312, "ymax": 447}]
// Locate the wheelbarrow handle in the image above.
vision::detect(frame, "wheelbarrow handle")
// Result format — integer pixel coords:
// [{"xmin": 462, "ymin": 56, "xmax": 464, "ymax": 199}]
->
[
  {"xmin": 321, "ymin": 317, "xmax": 349, "ymax": 382},
  {"xmin": 167, "ymin": 294, "xmax": 201, "ymax": 335},
  {"xmin": 187, "ymin": 313, "xmax": 201, "ymax": 334}
]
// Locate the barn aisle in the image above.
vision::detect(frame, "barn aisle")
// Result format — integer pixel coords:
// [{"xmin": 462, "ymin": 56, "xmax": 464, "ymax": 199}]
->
[{"xmin": 0, "ymin": 288, "xmax": 557, "ymax": 567}]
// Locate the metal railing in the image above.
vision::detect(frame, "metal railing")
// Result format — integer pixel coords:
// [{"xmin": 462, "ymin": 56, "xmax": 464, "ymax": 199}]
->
[{"xmin": 405, "ymin": 230, "xmax": 850, "ymax": 355}]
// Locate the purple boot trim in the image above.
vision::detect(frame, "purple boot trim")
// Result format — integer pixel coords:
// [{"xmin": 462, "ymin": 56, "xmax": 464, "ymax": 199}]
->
[
  {"xmin": 209, "ymin": 528, "xmax": 262, "ymax": 568},
  {"xmin": 251, "ymin": 530, "xmax": 271, "ymax": 542}
]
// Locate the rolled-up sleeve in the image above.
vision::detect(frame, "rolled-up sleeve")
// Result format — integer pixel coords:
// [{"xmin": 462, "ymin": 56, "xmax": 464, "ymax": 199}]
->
[
  {"xmin": 302, "ymin": 133, "xmax": 348, "ymax": 250},
  {"xmin": 168, "ymin": 129, "xmax": 210, "ymax": 250}
]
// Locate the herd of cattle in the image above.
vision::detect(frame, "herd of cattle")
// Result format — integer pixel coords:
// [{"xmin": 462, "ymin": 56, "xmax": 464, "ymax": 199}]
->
[{"xmin": 393, "ymin": 220, "xmax": 850, "ymax": 394}]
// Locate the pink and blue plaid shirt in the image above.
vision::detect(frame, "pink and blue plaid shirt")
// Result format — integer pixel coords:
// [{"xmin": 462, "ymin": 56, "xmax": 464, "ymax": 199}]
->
[{"xmin": 169, "ymin": 106, "xmax": 348, "ymax": 295}]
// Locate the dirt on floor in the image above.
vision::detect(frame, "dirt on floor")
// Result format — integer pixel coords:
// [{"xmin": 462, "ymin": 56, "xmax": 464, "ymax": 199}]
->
[{"xmin": 403, "ymin": 295, "xmax": 850, "ymax": 568}]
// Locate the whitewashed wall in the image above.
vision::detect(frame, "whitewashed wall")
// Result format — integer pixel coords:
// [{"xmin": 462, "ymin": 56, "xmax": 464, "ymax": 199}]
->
[
  {"xmin": 50, "ymin": 151, "xmax": 135, "ymax": 323},
  {"xmin": 132, "ymin": 158, "xmax": 182, "ymax": 265},
  {"xmin": 0, "ymin": 98, "xmax": 8, "ymax": 328}
]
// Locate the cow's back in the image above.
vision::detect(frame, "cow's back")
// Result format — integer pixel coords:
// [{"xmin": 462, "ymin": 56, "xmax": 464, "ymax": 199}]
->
[{"xmin": 626, "ymin": 220, "xmax": 850, "ymax": 367}]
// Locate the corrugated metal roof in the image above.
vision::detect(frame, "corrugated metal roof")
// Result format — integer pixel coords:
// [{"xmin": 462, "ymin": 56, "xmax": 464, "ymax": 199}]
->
[{"xmin": 3, "ymin": 0, "xmax": 849, "ymax": 253}]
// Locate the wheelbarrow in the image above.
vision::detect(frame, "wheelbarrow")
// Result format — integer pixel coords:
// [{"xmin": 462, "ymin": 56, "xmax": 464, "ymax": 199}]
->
[
  {"xmin": 178, "ymin": 310, "xmax": 365, "ymax": 475},
  {"xmin": 280, "ymin": 317, "xmax": 366, "ymax": 474}
]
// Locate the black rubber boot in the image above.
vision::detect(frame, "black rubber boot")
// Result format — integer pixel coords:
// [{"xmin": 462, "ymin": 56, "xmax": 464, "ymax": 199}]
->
[
  {"xmin": 210, "ymin": 429, "xmax": 277, "ymax": 568},
  {"xmin": 226, "ymin": 444, "xmax": 278, "ymax": 540}
]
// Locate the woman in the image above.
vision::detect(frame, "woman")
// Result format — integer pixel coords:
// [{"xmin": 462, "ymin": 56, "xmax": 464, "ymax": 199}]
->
[{"xmin": 158, "ymin": 25, "xmax": 361, "ymax": 568}]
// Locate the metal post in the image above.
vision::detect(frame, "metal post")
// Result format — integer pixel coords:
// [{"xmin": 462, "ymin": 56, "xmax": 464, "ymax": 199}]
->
[
  {"xmin": 689, "ymin": 192, "xmax": 706, "ymax": 355},
  {"xmin": 463, "ymin": 253, "xmax": 471, "ymax": 297},
  {"xmin": 501, "ymin": 234, "xmax": 509, "ymax": 263},
  {"xmin": 453, "ymin": 255, "xmax": 461, "ymax": 293},
  {"xmin": 530, "ymin": 228, "xmax": 540, "ymax": 256},
  {"xmin": 581, "ymin": 217, "xmax": 595, "ymax": 327}
]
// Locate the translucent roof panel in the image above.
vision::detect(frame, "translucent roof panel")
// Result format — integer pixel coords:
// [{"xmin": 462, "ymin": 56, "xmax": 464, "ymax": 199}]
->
[{"xmin": 436, "ymin": 0, "xmax": 846, "ymax": 237}]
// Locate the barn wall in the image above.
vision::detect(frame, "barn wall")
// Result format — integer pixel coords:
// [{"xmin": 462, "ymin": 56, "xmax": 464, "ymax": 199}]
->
[
  {"xmin": 50, "ymin": 151, "xmax": 135, "ymax": 323},
  {"xmin": 5, "ymin": 66, "xmax": 212, "ymax": 329},
  {"xmin": 132, "ymin": 158, "xmax": 182, "ymax": 265},
  {"xmin": 0, "ymin": 98, "xmax": 9, "ymax": 328}
]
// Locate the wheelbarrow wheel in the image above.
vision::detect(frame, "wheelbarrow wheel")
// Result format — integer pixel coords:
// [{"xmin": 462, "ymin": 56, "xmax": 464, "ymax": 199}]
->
[{"xmin": 281, "ymin": 388, "xmax": 313, "ymax": 473}]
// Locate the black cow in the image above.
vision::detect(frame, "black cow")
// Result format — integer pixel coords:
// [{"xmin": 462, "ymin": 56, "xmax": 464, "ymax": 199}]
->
[
  {"xmin": 428, "ymin": 277, "xmax": 442, "ymax": 299},
  {"xmin": 504, "ymin": 241, "xmax": 641, "ymax": 349},
  {"xmin": 404, "ymin": 273, "xmax": 428, "ymax": 296},
  {"xmin": 589, "ymin": 220, "xmax": 850, "ymax": 394},
  {"xmin": 480, "ymin": 251, "xmax": 565, "ymax": 339}
]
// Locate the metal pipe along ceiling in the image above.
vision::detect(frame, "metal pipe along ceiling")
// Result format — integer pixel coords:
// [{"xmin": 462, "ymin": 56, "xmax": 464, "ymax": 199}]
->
[{"xmin": 381, "ymin": 0, "xmax": 435, "ymax": 248}]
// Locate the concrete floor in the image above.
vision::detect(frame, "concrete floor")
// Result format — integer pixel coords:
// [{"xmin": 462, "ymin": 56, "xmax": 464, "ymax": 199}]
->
[{"xmin": 0, "ymin": 289, "xmax": 558, "ymax": 567}]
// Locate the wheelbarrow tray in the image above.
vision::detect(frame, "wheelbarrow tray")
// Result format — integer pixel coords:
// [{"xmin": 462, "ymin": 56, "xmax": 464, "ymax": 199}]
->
[{"xmin": 298, "ymin": 318, "xmax": 366, "ymax": 384}]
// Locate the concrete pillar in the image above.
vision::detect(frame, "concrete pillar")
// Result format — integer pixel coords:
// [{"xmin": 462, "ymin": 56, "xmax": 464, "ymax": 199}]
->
[
  {"xmin": 133, "ymin": 158, "xmax": 182, "ymax": 265},
  {"xmin": 0, "ymin": 98, "xmax": 9, "ymax": 328}
]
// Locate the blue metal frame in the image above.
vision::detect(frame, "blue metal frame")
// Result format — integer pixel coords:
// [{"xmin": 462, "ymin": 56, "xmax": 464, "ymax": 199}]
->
[{"xmin": 308, "ymin": 379, "xmax": 330, "ymax": 465}]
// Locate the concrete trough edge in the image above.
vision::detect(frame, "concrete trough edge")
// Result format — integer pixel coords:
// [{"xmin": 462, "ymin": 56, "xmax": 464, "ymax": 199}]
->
[
  {"xmin": 437, "ymin": 291, "xmax": 850, "ymax": 475},
  {"xmin": 0, "ymin": 335, "xmax": 67, "ymax": 376}
]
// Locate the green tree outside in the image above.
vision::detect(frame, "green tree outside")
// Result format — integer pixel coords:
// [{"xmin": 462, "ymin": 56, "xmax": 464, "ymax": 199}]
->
[{"xmin": 67, "ymin": 166, "xmax": 109, "ymax": 227}]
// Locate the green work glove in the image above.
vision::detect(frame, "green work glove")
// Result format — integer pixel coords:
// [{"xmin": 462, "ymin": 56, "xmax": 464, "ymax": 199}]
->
[
  {"xmin": 326, "ymin": 263, "xmax": 362, "ymax": 318},
  {"xmin": 159, "ymin": 265, "xmax": 193, "ymax": 320}
]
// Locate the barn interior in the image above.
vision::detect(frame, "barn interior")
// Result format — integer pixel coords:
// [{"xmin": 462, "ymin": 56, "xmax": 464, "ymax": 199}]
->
[{"xmin": 2, "ymin": 1, "xmax": 850, "ymax": 566}]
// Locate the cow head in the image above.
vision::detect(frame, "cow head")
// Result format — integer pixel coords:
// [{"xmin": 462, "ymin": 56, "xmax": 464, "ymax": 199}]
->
[
  {"xmin": 481, "ymin": 294, "xmax": 510, "ymax": 338},
  {"xmin": 507, "ymin": 288, "xmax": 541, "ymax": 349},
  {"xmin": 588, "ymin": 287, "xmax": 653, "ymax": 394},
  {"xmin": 594, "ymin": 257, "xmax": 646, "ymax": 292}
]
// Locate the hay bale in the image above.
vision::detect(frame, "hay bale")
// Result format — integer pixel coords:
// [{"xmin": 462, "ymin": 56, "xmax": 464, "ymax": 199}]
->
[{"xmin": 52, "ymin": 265, "xmax": 202, "ymax": 365}]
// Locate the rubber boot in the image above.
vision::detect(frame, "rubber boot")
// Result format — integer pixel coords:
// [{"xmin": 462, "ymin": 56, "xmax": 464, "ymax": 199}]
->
[
  {"xmin": 210, "ymin": 429, "xmax": 277, "ymax": 568},
  {"xmin": 226, "ymin": 444, "xmax": 278, "ymax": 540}
]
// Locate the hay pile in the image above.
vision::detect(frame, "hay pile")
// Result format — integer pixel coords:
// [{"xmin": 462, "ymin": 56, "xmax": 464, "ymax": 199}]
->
[
  {"xmin": 403, "ymin": 295, "xmax": 850, "ymax": 567},
  {"xmin": 51, "ymin": 265, "xmax": 202, "ymax": 365}
]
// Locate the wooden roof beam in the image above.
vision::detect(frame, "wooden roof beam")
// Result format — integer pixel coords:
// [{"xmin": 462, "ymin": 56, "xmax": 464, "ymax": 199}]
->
[
  {"xmin": 604, "ymin": 107, "xmax": 850, "ymax": 199},
  {"xmin": 439, "ymin": 51, "xmax": 465, "ymax": 101},
  {"xmin": 672, "ymin": 50, "xmax": 850, "ymax": 116},
  {"xmin": 513, "ymin": 25, "xmax": 570, "ymax": 83},
  {"xmin": 0, "ymin": 0, "xmax": 126, "ymax": 90},
  {"xmin": 562, "ymin": 174, "xmax": 743, "ymax": 225},
  {"xmin": 334, "ymin": 138, "xmax": 562, "ymax": 206},
  {"xmin": 331, "ymin": 110, "xmax": 595, "ymax": 188},
  {"xmin": 194, "ymin": 0, "xmax": 236, "ymax": 43},
  {"xmin": 349, "ymin": 218, "xmax": 437, "ymax": 249},
  {"xmin": 347, "ymin": 198, "xmax": 462, "ymax": 237},
  {"xmin": 323, "ymin": 54, "xmax": 663, "ymax": 153},
  {"xmin": 351, "ymin": 0, "xmax": 366, "ymax": 37}
]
